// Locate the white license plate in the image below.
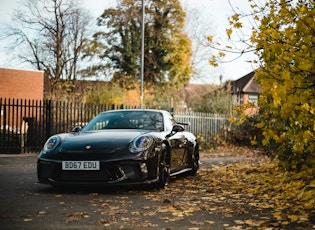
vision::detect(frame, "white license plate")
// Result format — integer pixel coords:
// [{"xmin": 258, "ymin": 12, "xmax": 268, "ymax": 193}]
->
[{"xmin": 62, "ymin": 161, "xmax": 100, "ymax": 170}]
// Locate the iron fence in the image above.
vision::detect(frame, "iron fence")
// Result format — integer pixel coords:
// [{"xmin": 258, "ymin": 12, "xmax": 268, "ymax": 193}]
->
[{"xmin": 0, "ymin": 98, "xmax": 233, "ymax": 153}]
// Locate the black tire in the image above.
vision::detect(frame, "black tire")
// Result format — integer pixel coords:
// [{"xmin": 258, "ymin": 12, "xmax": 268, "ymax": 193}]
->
[
  {"xmin": 157, "ymin": 144, "xmax": 170, "ymax": 188},
  {"xmin": 190, "ymin": 145, "xmax": 199, "ymax": 176}
]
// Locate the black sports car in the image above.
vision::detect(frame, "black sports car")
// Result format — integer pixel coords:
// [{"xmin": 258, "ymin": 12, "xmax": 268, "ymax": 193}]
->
[{"xmin": 37, "ymin": 109, "xmax": 199, "ymax": 188}]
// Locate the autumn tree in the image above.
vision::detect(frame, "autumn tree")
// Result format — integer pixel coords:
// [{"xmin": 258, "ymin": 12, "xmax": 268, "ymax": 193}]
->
[
  {"xmin": 253, "ymin": 0, "xmax": 315, "ymax": 171},
  {"xmin": 84, "ymin": 81, "xmax": 140, "ymax": 106},
  {"xmin": 214, "ymin": 0, "xmax": 315, "ymax": 172},
  {"xmin": 2, "ymin": 0, "xmax": 92, "ymax": 99},
  {"xmin": 86, "ymin": 0, "xmax": 192, "ymax": 101}
]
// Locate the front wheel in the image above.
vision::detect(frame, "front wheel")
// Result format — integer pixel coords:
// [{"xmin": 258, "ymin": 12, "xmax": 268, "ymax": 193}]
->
[{"xmin": 157, "ymin": 144, "xmax": 170, "ymax": 188}]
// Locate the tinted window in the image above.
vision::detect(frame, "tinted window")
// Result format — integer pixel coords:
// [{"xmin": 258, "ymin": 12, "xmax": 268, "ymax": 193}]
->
[{"xmin": 82, "ymin": 111, "xmax": 164, "ymax": 131}]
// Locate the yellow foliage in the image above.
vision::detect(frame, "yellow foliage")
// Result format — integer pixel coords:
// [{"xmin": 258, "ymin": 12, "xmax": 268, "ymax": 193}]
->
[
  {"xmin": 206, "ymin": 0, "xmax": 315, "ymax": 171},
  {"xmin": 256, "ymin": 122, "xmax": 264, "ymax": 129},
  {"xmin": 251, "ymin": 136, "xmax": 257, "ymax": 145},
  {"xmin": 229, "ymin": 116, "xmax": 237, "ymax": 123},
  {"xmin": 251, "ymin": 0, "xmax": 315, "ymax": 171}
]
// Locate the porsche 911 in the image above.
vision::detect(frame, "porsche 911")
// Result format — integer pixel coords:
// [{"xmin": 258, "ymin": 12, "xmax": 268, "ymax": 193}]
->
[{"xmin": 37, "ymin": 109, "xmax": 199, "ymax": 188}]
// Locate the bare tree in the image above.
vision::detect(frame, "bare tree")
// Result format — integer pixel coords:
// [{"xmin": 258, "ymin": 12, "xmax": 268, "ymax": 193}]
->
[
  {"xmin": 180, "ymin": 0, "xmax": 224, "ymax": 84},
  {"xmin": 2, "ymin": 0, "xmax": 92, "ymax": 83}
]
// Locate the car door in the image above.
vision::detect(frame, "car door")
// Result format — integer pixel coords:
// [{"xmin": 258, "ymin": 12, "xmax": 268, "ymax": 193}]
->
[
  {"xmin": 171, "ymin": 131, "xmax": 188, "ymax": 169},
  {"xmin": 164, "ymin": 113, "xmax": 188, "ymax": 172}
]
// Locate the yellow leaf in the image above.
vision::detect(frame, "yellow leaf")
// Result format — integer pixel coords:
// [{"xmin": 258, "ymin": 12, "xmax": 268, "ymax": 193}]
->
[
  {"xmin": 204, "ymin": 220, "xmax": 215, "ymax": 224},
  {"xmin": 226, "ymin": 29, "xmax": 233, "ymax": 39},
  {"xmin": 251, "ymin": 136, "xmax": 257, "ymax": 145},
  {"xmin": 234, "ymin": 220, "xmax": 245, "ymax": 225},
  {"xmin": 273, "ymin": 212, "xmax": 282, "ymax": 220},
  {"xmin": 229, "ymin": 116, "xmax": 236, "ymax": 123},
  {"xmin": 209, "ymin": 59, "xmax": 218, "ymax": 67},
  {"xmin": 288, "ymin": 215, "xmax": 299, "ymax": 222},
  {"xmin": 288, "ymin": 214, "xmax": 308, "ymax": 222},
  {"xmin": 300, "ymin": 190, "xmax": 315, "ymax": 201},
  {"xmin": 234, "ymin": 22, "xmax": 243, "ymax": 28},
  {"xmin": 244, "ymin": 219, "xmax": 265, "ymax": 226},
  {"xmin": 256, "ymin": 122, "xmax": 265, "ymax": 128},
  {"xmin": 231, "ymin": 13, "xmax": 240, "ymax": 21},
  {"xmin": 218, "ymin": 52, "xmax": 225, "ymax": 57},
  {"xmin": 305, "ymin": 199, "xmax": 315, "ymax": 210},
  {"xmin": 207, "ymin": 36, "xmax": 213, "ymax": 43}
]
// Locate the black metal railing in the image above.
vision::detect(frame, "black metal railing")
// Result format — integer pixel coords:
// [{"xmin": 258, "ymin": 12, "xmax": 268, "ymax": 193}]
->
[{"xmin": 0, "ymin": 98, "xmax": 136, "ymax": 153}]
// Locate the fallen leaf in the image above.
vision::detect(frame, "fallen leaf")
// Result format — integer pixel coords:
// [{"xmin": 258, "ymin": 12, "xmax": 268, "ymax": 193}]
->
[{"xmin": 23, "ymin": 218, "xmax": 32, "ymax": 222}]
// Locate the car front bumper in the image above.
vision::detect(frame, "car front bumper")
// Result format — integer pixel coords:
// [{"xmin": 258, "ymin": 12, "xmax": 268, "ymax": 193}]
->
[{"xmin": 37, "ymin": 158, "xmax": 159, "ymax": 186}]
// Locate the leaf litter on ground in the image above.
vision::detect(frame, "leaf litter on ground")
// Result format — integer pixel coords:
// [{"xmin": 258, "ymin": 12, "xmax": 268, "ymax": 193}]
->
[
  {"xmin": 83, "ymin": 147, "xmax": 314, "ymax": 229},
  {"xmin": 147, "ymin": 148, "xmax": 314, "ymax": 229}
]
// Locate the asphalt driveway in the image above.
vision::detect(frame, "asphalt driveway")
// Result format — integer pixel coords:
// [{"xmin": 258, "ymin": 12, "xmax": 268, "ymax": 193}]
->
[{"xmin": 0, "ymin": 152, "xmax": 303, "ymax": 230}]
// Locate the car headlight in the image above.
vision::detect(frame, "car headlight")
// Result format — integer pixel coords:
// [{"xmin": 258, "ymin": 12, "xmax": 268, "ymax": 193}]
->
[
  {"xmin": 129, "ymin": 135, "xmax": 154, "ymax": 153},
  {"xmin": 43, "ymin": 135, "xmax": 60, "ymax": 152}
]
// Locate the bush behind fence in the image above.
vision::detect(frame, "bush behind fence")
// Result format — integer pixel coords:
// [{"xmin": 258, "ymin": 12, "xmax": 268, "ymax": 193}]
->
[{"xmin": 0, "ymin": 98, "xmax": 235, "ymax": 153}]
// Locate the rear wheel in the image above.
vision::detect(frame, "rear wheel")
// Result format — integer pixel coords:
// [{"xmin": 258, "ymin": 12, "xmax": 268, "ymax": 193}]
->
[
  {"xmin": 190, "ymin": 145, "xmax": 199, "ymax": 175},
  {"xmin": 157, "ymin": 144, "xmax": 170, "ymax": 188}
]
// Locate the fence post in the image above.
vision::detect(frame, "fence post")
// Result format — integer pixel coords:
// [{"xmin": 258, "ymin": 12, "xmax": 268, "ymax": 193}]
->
[{"xmin": 45, "ymin": 100, "xmax": 54, "ymax": 140}]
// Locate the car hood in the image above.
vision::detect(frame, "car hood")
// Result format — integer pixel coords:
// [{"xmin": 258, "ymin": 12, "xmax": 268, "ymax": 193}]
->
[{"xmin": 60, "ymin": 130, "xmax": 146, "ymax": 153}]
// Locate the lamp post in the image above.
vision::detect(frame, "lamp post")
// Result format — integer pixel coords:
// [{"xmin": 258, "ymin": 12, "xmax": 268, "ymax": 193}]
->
[{"xmin": 139, "ymin": 0, "xmax": 145, "ymax": 108}]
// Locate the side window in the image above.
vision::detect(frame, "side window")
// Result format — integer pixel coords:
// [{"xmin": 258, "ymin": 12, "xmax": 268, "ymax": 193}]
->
[
  {"xmin": 141, "ymin": 112, "xmax": 164, "ymax": 131},
  {"xmin": 88, "ymin": 118, "xmax": 109, "ymax": 131},
  {"xmin": 164, "ymin": 114, "xmax": 176, "ymax": 132},
  {"xmin": 82, "ymin": 113, "xmax": 111, "ymax": 131}
]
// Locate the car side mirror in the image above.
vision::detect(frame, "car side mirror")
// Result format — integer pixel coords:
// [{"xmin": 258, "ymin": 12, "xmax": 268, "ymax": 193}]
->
[
  {"xmin": 166, "ymin": 124, "xmax": 185, "ymax": 138},
  {"xmin": 72, "ymin": 126, "xmax": 82, "ymax": 132},
  {"xmin": 172, "ymin": 124, "xmax": 185, "ymax": 133}
]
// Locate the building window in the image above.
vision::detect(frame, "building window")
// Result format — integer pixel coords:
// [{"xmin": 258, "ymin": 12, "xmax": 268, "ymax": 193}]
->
[{"xmin": 248, "ymin": 94, "xmax": 258, "ymax": 105}]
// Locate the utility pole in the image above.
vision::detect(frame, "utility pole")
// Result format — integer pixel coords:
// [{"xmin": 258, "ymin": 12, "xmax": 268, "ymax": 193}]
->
[{"xmin": 140, "ymin": 0, "xmax": 145, "ymax": 108}]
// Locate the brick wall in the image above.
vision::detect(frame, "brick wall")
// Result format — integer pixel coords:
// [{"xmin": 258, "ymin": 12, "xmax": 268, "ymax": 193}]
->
[
  {"xmin": 243, "ymin": 93, "xmax": 249, "ymax": 104},
  {"xmin": 0, "ymin": 68, "xmax": 44, "ymax": 100}
]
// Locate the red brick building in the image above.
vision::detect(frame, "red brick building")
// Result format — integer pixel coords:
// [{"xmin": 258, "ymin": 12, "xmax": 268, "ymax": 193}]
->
[
  {"xmin": 231, "ymin": 71, "xmax": 262, "ymax": 106},
  {"xmin": 0, "ymin": 68, "xmax": 44, "ymax": 100},
  {"xmin": 0, "ymin": 68, "xmax": 45, "ymax": 152}
]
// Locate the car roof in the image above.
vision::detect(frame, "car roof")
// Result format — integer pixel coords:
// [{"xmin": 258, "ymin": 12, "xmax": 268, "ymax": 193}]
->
[{"xmin": 100, "ymin": 109, "xmax": 171, "ymax": 115}]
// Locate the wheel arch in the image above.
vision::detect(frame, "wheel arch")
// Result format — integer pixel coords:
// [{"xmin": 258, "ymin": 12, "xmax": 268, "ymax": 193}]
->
[{"xmin": 161, "ymin": 140, "xmax": 171, "ymax": 163}]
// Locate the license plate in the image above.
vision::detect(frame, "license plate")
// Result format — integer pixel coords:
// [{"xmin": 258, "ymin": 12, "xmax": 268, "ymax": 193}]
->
[{"xmin": 62, "ymin": 161, "xmax": 100, "ymax": 170}]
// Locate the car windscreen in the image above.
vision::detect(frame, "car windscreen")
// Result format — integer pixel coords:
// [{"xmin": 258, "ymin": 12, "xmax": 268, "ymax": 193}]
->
[{"xmin": 82, "ymin": 111, "xmax": 164, "ymax": 131}]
